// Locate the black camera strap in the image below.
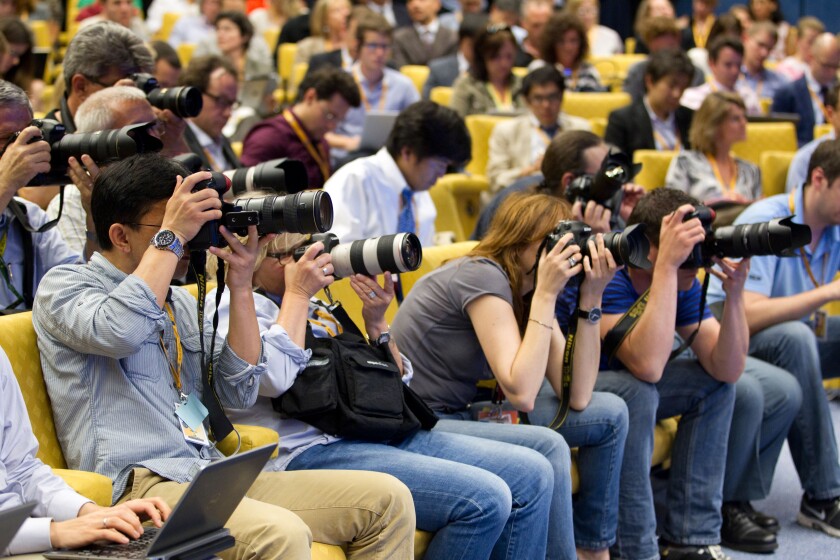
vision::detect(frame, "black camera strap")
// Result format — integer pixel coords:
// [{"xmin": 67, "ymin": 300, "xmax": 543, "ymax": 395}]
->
[{"xmin": 7, "ymin": 188, "xmax": 64, "ymax": 234}]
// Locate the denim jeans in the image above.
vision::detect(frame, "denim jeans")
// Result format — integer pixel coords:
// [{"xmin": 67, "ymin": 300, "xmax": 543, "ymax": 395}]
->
[
  {"xmin": 746, "ymin": 319, "xmax": 840, "ymax": 500},
  {"xmin": 433, "ymin": 414, "xmax": 577, "ymax": 560},
  {"xmin": 594, "ymin": 360, "xmax": 735, "ymax": 560},
  {"xmin": 286, "ymin": 428, "xmax": 555, "ymax": 560},
  {"xmin": 724, "ymin": 356, "xmax": 803, "ymax": 501}
]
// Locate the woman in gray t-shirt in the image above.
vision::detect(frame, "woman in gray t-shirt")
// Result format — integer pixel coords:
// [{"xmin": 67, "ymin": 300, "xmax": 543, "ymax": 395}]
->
[{"xmin": 393, "ymin": 191, "xmax": 630, "ymax": 558}]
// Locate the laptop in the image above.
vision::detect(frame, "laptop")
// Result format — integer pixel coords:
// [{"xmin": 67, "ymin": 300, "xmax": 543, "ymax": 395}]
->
[
  {"xmin": 44, "ymin": 444, "xmax": 276, "ymax": 560},
  {"xmin": 359, "ymin": 110, "xmax": 399, "ymax": 151},
  {"xmin": 0, "ymin": 501, "xmax": 38, "ymax": 553}
]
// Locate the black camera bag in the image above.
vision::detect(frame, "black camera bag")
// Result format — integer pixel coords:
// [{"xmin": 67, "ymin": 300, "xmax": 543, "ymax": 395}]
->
[{"xmin": 272, "ymin": 302, "xmax": 438, "ymax": 442}]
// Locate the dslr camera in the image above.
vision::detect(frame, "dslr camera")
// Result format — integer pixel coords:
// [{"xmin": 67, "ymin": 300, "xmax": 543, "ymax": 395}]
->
[
  {"xmin": 294, "ymin": 232, "xmax": 423, "ymax": 279},
  {"xmin": 173, "ymin": 153, "xmax": 308, "ymax": 197},
  {"xmin": 189, "ymin": 171, "xmax": 333, "ymax": 251},
  {"xmin": 565, "ymin": 149, "xmax": 641, "ymax": 226},
  {"xmin": 15, "ymin": 118, "xmax": 162, "ymax": 186},
  {"xmin": 682, "ymin": 206, "xmax": 811, "ymax": 268},
  {"xmin": 544, "ymin": 220, "xmax": 652, "ymax": 270},
  {"xmin": 131, "ymin": 73, "xmax": 203, "ymax": 119}
]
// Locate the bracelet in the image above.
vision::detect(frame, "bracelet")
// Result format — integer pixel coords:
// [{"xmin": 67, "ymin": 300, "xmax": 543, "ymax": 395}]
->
[{"xmin": 528, "ymin": 317, "xmax": 553, "ymax": 330}]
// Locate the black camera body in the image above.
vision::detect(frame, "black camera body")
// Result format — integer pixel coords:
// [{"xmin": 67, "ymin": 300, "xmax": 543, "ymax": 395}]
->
[
  {"xmin": 294, "ymin": 232, "xmax": 423, "ymax": 279},
  {"xmin": 545, "ymin": 220, "xmax": 651, "ymax": 270},
  {"xmin": 682, "ymin": 206, "xmax": 811, "ymax": 268},
  {"xmin": 131, "ymin": 73, "xmax": 203, "ymax": 118},
  {"xmin": 565, "ymin": 150, "xmax": 640, "ymax": 226}
]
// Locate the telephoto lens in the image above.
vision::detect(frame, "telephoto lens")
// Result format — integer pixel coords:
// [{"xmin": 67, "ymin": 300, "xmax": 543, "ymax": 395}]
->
[
  {"xmin": 232, "ymin": 190, "xmax": 333, "ymax": 236},
  {"xmin": 132, "ymin": 73, "xmax": 203, "ymax": 118},
  {"xmin": 602, "ymin": 224, "xmax": 651, "ymax": 269},
  {"xmin": 710, "ymin": 216, "xmax": 811, "ymax": 259},
  {"xmin": 223, "ymin": 158, "xmax": 308, "ymax": 196},
  {"xmin": 294, "ymin": 233, "xmax": 424, "ymax": 279}
]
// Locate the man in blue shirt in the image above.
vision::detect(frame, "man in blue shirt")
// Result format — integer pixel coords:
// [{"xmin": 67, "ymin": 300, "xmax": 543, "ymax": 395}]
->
[
  {"xmin": 708, "ymin": 139, "xmax": 840, "ymax": 540},
  {"xmin": 786, "ymin": 83, "xmax": 839, "ymax": 193}
]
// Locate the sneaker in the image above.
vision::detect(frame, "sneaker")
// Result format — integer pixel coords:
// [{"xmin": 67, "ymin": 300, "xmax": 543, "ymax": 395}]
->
[
  {"xmin": 721, "ymin": 502, "xmax": 778, "ymax": 553},
  {"xmin": 797, "ymin": 494, "xmax": 840, "ymax": 537},
  {"xmin": 660, "ymin": 541, "xmax": 733, "ymax": 560},
  {"xmin": 738, "ymin": 501, "xmax": 780, "ymax": 534}
]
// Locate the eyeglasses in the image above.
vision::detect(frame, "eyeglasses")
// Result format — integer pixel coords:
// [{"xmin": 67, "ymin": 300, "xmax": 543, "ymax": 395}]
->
[
  {"xmin": 204, "ymin": 91, "xmax": 241, "ymax": 110},
  {"xmin": 486, "ymin": 23, "xmax": 511, "ymax": 34},
  {"xmin": 362, "ymin": 42, "xmax": 391, "ymax": 51},
  {"xmin": 84, "ymin": 74, "xmax": 124, "ymax": 89}
]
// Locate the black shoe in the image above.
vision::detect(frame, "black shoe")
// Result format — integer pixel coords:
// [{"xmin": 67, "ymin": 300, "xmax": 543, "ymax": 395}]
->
[
  {"xmin": 660, "ymin": 540, "xmax": 733, "ymax": 560},
  {"xmin": 738, "ymin": 501, "xmax": 780, "ymax": 534},
  {"xmin": 797, "ymin": 494, "xmax": 840, "ymax": 537},
  {"xmin": 721, "ymin": 502, "xmax": 778, "ymax": 553}
]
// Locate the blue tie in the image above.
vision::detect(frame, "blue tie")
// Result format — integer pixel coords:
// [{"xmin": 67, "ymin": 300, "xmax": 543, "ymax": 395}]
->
[{"xmin": 397, "ymin": 187, "xmax": 415, "ymax": 234}]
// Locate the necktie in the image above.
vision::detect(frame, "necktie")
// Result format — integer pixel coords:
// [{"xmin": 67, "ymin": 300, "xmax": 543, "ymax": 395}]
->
[
  {"xmin": 540, "ymin": 125, "xmax": 559, "ymax": 139},
  {"xmin": 397, "ymin": 187, "xmax": 415, "ymax": 234},
  {"xmin": 820, "ymin": 85, "xmax": 830, "ymax": 105}
]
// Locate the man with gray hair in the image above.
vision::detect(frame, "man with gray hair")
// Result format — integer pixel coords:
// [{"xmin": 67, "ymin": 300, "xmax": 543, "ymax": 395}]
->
[{"xmin": 47, "ymin": 21, "xmax": 154, "ymax": 133}]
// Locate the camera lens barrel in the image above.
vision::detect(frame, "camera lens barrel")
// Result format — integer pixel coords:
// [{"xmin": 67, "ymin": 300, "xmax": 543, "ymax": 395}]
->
[
  {"xmin": 147, "ymin": 86, "xmax": 203, "ymax": 118},
  {"xmin": 232, "ymin": 190, "xmax": 333, "ymax": 236},
  {"xmin": 330, "ymin": 233, "xmax": 423, "ymax": 279}
]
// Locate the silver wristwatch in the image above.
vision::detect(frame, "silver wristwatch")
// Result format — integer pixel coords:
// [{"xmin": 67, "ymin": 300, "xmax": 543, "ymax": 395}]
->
[{"xmin": 151, "ymin": 229, "xmax": 184, "ymax": 260}]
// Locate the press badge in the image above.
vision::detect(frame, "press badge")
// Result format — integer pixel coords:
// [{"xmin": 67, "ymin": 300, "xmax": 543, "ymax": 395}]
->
[
  {"xmin": 175, "ymin": 393, "xmax": 210, "ymax": 446},
  {"xmin": 476, "ymin": 405, "xmax": 518, "ymax": 424},
  {"xmin": 814, "ymin": 309, "xmax": 829, "ymax": 341}
]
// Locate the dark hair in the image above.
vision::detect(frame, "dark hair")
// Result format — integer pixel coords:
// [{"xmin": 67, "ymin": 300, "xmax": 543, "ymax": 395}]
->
[
  {"xmin": 470, "ymin": 24, "xmax": 517, "ymax": 82},
  {"xmin": 539, "ymin": 12, "xmax": 588, "ymax": 67},
  {"xmin": 92, "ymin": 154, "xmax": 190, "ymax": 250},
  {"xmin": 639, "ymin": 16, "xmax": 680, "ymax": 46},
  {"xmin": 627, "ymin": 188, "xmax": 700, "ymax": 247},
  {"xmin": 645, "ymin": 48, "xmax": 695, "ymax": 85},
  {"xmin": 706, "ymin": 13, "xmax": 744, "ymax": 46},
  {"xmin": 539, "ymin": 129, "xmax": 603, "ymax": 195},
  {"xmin": 0, "ymin": 17, "xmax": 34, "ymax": 91},
  {"xmin": 386, "ymin": 100, "xmax": 470, "ymax": 166},
  {"xmin": 708, "ymin": 36, "xmax": 744, "ymax": 63},
  {"xmin": 295, "ymin": 66, "xmax": 361, "ymax": 107},
  {"xmin": 354, "ymin": 11, "xmax": 392, "ymax": 47},
  {"xmin": 151, "ymin": 40, "xmax": 182, "ymax": 70},
  {"xmin": 459, "ymin": 12, "xmax": 488, "ymax": 42},
  {"xmin": 215, "ymin": 10, "xmax": 254, "ymax": 50},
  {"xmin": 806, "ymin": 139, "xmax": 840, "ymax": 189},
  {"xmin": 520, "ymin": 65, "xmax": 565, "ymax": 98},
  {"xmin": 748, "ymin": 0, "xmax": 784, "ymax": 24},
  {"xmin": 179, "ymin": 54, "xmax": 237, "ymax": 91}
]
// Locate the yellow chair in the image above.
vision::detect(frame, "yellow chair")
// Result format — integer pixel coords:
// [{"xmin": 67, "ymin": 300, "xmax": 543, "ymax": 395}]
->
[
  {"xmin": 588, "ymin": 117, "xmax": 607, "ymax": 137},
  {"xmin": 154, "ymin": 12, "xmax": 182, "ymax": 41},
  {"xmin": 814, "ymin": 123, "xmax": 833, "ymax": 139},
  {"xmin": 464, "ymin": 114, "xmax": 512, "ymax": 176},
  {"xmin": 315, "ymin": 277, "xmax": 400, "ymax": 329},
  {"xmin": 512, "ymin": 66, "xmax": 529, "ymax": 78},
  {"xmin": 632, "ymin": 150, "xmax": 677, "ymax": 190},
  {"xmin": 759, "ymin": 151, "xmax": 795, "ymax": 197},
  {"xmin": 625, "ymin": 37, "xmax": 637, "ymax": 54},
  {"xmin": 176, "ymin": 43, "xmax": 196, "ymax": 67},
  {"xmin": 430, "ymin": 86, "xmax": 452, "ymax": 106},
  {"xmin": 429, "ymin": 173, "xmax": 489, "ymax": 242},
  {"xmin": 29, "ymin": 20, "xmax": 50, "ymax": 48},
  {"xmin": 231, "ymin": 141, "xmax": 243, "ymax": 158},
  {"xmin": 731, "ymin": 122, "xmax": 797, "ymax": 166},
  {"xmin": 278, "ymin": 42, "xmax": 298, "ymax": 86},
  {"xmin": 398, "ymin": 241, "xmax": 479, "ymax": 296},
  {"xmin": 286, "ymin": 62, "xmax": 309, "ymax": 103},
  {"xmin": 590, "ymin": 58, "xmax": 619, "ymax": 90},
  {"xmin": 400, "ymin": 65, "xmax": 430, "ymax": 95},
  {"xmin": 263, "ymin": 29, "xmax": 280, "ymax": 55},
  {"xmin": 562, "ymin": 91, "xmax": 632, "ymax": 120},
  {"xmin": 759, "ymin": 97, "xmax": 772, "ymax": 114}
]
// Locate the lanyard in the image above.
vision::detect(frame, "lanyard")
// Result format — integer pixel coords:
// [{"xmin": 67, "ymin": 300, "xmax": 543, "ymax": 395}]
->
[
  {"xmin": 486, "ymin": 83, "xmax": 511, "ymax": 109},
  {"xmin": 283, "ymin": 109, "xmax": 331, "ymax": 182},
  {"xmin": 201, "ymin": 146, "xmax": 221, "ymax": 172},
  {"xmin": 807, "ymin": 86, "xmax": 831, "ymax": 123},
  {"xmin": 706, "ymin": 76, "xmax": 720, "ymax": 92},
  {"xmin": 692, "ymin": 15, "xmax": 713, "ymax": 49},
  {"xmin": 159, "ymin": 302, "xmax": 184, "ymax": 393},
  {"xmin": 652, "ymin": 126, "xmax": 681, "ymax": 151},
  {"xmin": 534, "ymin": 124, "xmax": 553, "ymax": 148},
  {"xmin": 789, "ymin": 191, "xmax": 826, "ymax": 287},
  {"xmin": 354, "ymin": 67, "xmax": 388, "ymax": 111},
  {"xmin": 708, "ymin": 153, "xmax": 737, "ymax": 194},
  {"xmin": 0, "ymin": 229, "xmax": 24, "ymax": 309}
]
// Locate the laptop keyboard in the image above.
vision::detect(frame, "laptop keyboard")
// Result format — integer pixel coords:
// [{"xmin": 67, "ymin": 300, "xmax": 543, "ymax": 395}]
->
[{"xmin": 72, "ymin": 527, "xmax": 159, "ymax": 558}]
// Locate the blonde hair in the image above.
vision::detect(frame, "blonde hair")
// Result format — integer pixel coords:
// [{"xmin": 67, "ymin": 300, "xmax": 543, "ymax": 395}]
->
[
  {"xmin": 689, "ymin": 91, "xmax": 746, "ymax": 154},
  {"xmin": 309, "ymin": 0, "xmax": 349, "ymax": 39}
]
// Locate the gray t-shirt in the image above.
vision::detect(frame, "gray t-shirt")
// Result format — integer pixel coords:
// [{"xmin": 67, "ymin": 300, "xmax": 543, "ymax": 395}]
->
[{"xmin": 392, "ymin": 257, "xmax": 513, "ymax": 411}]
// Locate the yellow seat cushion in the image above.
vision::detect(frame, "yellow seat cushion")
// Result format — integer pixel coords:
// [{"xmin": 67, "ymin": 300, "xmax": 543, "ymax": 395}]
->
[
  {"xmin": 54, "ymin": 469, "xmax": 113, "ymax": 507},
  {"xmin": 429, "ymin": 173, "xmax": 489, "ymax": 242},
  {"xmin": 633, "ymin": 150, "xmax": 677, "ymax": 191}
]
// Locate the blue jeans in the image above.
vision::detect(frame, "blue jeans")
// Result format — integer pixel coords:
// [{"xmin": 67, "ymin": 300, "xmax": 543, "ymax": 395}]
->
[
  {"xmin": 747, "ymin": 320, "xmax": 840, "ymax": 500},
  {"xmin": 595, "ymin": 360, "xmax": 735, "ymax": 560},
  {"xmin": 434, "ymin": 414, "xmax": 577, "ymax": 560},
  {"xmin": 286, "ymin": 428, "xmax": 555, "ymax": 560},
  {"xmin": 724, "ymin": 356, "xmax": 803, "ymax": 501}
]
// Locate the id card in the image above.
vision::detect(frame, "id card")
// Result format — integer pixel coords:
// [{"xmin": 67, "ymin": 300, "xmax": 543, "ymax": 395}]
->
[
  {"xmin": 476, "ymin": 406, "xmax": 519, "ymax": 424},
  {"xmin": 179, "ymin": 417, "xmax": 210, "ymax": 446},
  {"xmin": 814, "ymin": 309, "xmax": 829, "ymax": 341},
  {"xmin": 175, "ymin": 393, "xmax": 210, "ymax": 446}
]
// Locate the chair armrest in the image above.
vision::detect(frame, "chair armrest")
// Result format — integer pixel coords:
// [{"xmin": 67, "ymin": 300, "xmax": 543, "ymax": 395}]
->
[
  {"xmin": 217, "ymin": 424, "xmax": 280, "ymax": 457},
  {"xmin": 53, "ymin": 469, "xmax": 113, "ymax": 507}
]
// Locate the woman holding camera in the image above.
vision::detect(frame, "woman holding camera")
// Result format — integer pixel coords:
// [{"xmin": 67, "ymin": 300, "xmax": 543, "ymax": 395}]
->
[
  {"xmin": 391, "ymin": 192, "xmax": 629, "ymax": 560},
  {"xmin": 206, "ymin": 228, "xmax": 574, "ymax": 560}
]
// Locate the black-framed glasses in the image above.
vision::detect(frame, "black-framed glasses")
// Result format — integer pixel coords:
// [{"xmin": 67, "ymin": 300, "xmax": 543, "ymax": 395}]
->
[
  {"xmin": 83, "ymin": 74, "xmax": 123, "ymax": 88},
  {"xmin": 203, "ymin": 91, "xmax": 241, "ymax": 110}
]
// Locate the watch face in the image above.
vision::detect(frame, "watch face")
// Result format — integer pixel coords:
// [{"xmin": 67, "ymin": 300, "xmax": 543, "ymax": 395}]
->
[
  {"xmin": 155, "ymin": 230, "xmax": 176, "ymax": 247},
  {"xmin": 589, "ymin": 308, "xmax": 602, "ymax": 322}
]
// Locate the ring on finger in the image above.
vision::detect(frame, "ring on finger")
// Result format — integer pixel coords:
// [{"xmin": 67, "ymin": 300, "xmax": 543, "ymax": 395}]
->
[
  {"xmin": 568, "ymin": 257, "xmax": 577, "ymax": 268},
  {"xmin": 102, "ymin": 518, "xmax": 109, "ymax": 529},
  {"xmin": 368, "ymin": 290, "xmax": 377, "ymax": 299},
  {"xmin": 322, "ymin": 266, "xmax": 329, "ymax": 276}
]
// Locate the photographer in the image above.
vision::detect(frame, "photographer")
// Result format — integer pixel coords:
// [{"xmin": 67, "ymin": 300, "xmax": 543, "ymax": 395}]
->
[
  {"xmin": 0, "ymin": 80, "xmax": 82, "ymax": 312},
  {"xmin": 31, "ymin": 153, "xmax": 416, "ymax": 558},
  {"xmin": 708, "ymin": 139, "xmax": 840, "ymax": 539},
  {"xmin": 392, "ymin": 192, "xmax": 629, "ymax": 560},
  {"xmin": 206, "ymin": 227, "xmax": 559, "ymax": 560}
]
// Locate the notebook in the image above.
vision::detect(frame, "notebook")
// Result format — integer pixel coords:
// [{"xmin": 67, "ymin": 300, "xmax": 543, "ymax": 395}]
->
[
  {"xmin": 359, "ymin": 110, "xmax": 399, "ymax": 151},
  {"xmin": 44, "ymin": 443, "xmax": 276, "ymax": 560},
  {"xmin": 0, "ymin": 501, "xmax": 38, "ymax": 553}
]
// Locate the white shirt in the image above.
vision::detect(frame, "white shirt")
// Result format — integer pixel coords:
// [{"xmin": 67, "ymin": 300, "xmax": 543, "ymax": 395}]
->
[
  {"xmin": 414, "ymin": 19, "xmax": 440, "ymax": 45},
  {"xmin": 46, "ymin": 184, "xmax": 86, "ymax": 255},
  {"xmin": 680, "ymin": 78, "xmax": 763, "ymax": 116},
  {"xmin": 643, "ymin": 97, "xmax": 679, "ymax": 151},
  {"xmin": 187, "ymin": 121, "xmax": 228, "ymax": 172},
  {"xmin": 323, "ymin": 148, "xmax": 437, "ymax": 247},
  {"xmin": 145, "ymin": 0, "xmax": 197, "ymax": 35}
]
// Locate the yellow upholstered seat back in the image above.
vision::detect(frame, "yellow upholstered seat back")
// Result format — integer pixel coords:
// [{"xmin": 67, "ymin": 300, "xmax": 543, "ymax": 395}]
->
[
  {"xmin": 562, "ymin": 91, "xmax": 632, "ymax": 120},
  {"xmin": 430, "ymin": 86, "xmax": 452, "ymax": 106},
  {"xmin": 633, "ymin": 150, "xmax": 677, "ymax": 191},
  {"xmin": 732, "ymin": 122, "xmax": 797, "ymax": 166},
  {"xmin": 176, "ymin": 43, "xmax": 196, "ymax": 66},
  {"xmin": 399, "ymin": 241, "xmax": 479, "ymax": 296},
  {"xmin": 759, "ymin": 151, "xmax": 795, "ymax": 197},
  {"xmin": 464, "ymin": 114, "xmax": 511, "ymax": 176},
  {"xmin": 814, "ymin": 123, "xmax": 833, "ymax": 139},
  {"xmin": 155, "ymin": 12, "xmax": 182, "ymax": 41},
  {"xmin": 400, "ymin": 65, "xmax": 430, "ymax": 95},
  {"xmin": 429, "ymin": 174, "xmax": 489, "ymax": 242}
]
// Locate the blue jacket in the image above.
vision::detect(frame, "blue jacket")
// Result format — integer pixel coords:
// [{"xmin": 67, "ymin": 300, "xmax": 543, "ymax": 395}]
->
[{"xmin": 771, "ymin": 76, "xmax": 816, "ymax": 147}]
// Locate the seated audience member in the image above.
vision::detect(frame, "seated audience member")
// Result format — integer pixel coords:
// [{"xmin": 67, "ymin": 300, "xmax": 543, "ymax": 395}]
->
[
  {"xmin": 450, "ymin": 24, "xmax": 523, "ymax": 117},
  {"xmin": 566, "ymin": 0, "xmax": 622, "ymax": 56},
  {"xmin": 680, "ymin": 0, "xmax": 717, "ymax": 51},
  {"xmin": 632, "ymin": 0, "xmax": 676, "ymax": 54},
  {"xmin": 303, "ymin": 5, "xmax": 370, "ymax": 78},
  {"xmin": 666, "ymin": 92, "xmax": 760, "ymax": 214},
  {"xmin": 195, "ymin": 10, "xmax": 274, "ymax": 84},
  {"xmin": 327, "ymin": 12, "xmax": 419, "ymax": 163},
  {"xmin": 772, "ymin": 33, "xmax": 840, "ymax": 147},
  {"xmin": 241, "ymin": 68, "xmax": 360, "ymax": 188},
  {"xmin": 0, "ymin": 347, "xmax": 172, "ymax": 556},
  {"xmin": 0, "ymin": 80, "xmax": 82, "ymax": 312},
  {"xmin": 786, "ymin": 83, "xmax": 840, "ymax": 192},
  {"xmin": 249, "ymin": 0, "xmax": 305, "ymax": 36},
  {"xmin": 0, "ymin": 18, "xmax": 44, "ymax": 112},
  {"xmin": 596, "ymin": 187, "xmax": 748, "ymax": 560},
  {"xmin": 487, "ymin": 66, "xmax": 590, "ymax": 193},
  {"xmin": 421, "ymin": 13, "xmax": 484, "ymax": 99},
  {"xmin": 293, "ymin": 0, "xmax": 352, "ymax": 67},
  {"xmin": 530, "ymin": 12, "xmax": 605, "ymax": 93},
  {"xmin": 32, "ymin": 153, "xmax": 416, "ymax": 558},
  {"xmin": 688, "ymin": 13, "xmax": 744, "ymax": 76},
  {"xmin": 168, "ymin": 0, "xmax": 220, "ymax": 48},
  {"xmin": 325, "ymin": 100, "xmax": 468, "ymax": 246},
  {"xmin": 48, "ymin": 21, "xmax": 153, "ymax": 134},
  {"xmin": 392, "ymin": 191, "xmax": 629, "ymax": 560},
  {"xmin": 775, "ymin": 16, "xmax": 824, "ymax": 81},
  {"xmin": 207, "ymin": 233, "xmax": 561, "ymax": 560},
  {"xmin": 79, "ymin": 0, "xmax": 149, "ymax": 40},
  {"xmin": 747, "ymin": 0, "xmax": 787, "ymax": 62},
  {"xmin": 145, "ymin": 0, "xmax": 197, "ymax": 37},
  {"xmin": 729, "ymin": 4, "xmax": 753, "ymax": 31},
  {"xmin": 680, "ymin": 36, "xmax": 762, "ymax": 116},
  {"xmin": 623, "ymin": 17, "xmax": 705, "ymax": 103},
  {"xmin": 607, "ymin": 48, "xmax": 695, "ymax": 158},
  {"xmin": 708, "ymin": 139, "xmax": 840, "ymax": 541},
  {"xmin": 488, "ymin": 0, "xmax": 519, "ymax": 29},
  {"xmin": 180, "ymin": 55, "xmax": 242, "ymax": 171},
  {"xmin": 392, "ymin": 0, "xmax": 458, "ymax": 67},
  {"xmin": 740, "ymin": 21, "xmax": 789, "ymax": 101},
  {"xmin": 150, "ymin": 40, "xmax": 182, "ymax": 88},
  {"xmin": 514, "ymin": 0, "xmax": 552, "ymax": 67},
  {"xmin": 363, "ymin": 0, "xmax": 411, "ymax": 29}
]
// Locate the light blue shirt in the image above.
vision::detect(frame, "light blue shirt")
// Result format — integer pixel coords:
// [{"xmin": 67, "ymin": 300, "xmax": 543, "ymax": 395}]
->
[
  {"xmin": 707, "ymin": 185, "xmax": 840, "ymax": 318},
  {"xmin": 740, "ymin": 66, "xmax": 790, "ymax": 102},
  {"xmin": 785, "ymin": 130, "xmax": 836, "ymax": 193},
  {"xmin": 33, "ymin": 254, "xmax": 267, "ymax": 503}
]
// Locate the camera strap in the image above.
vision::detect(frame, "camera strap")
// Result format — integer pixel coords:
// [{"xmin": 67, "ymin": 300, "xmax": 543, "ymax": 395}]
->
[{"xmin": 7, "ymin": 188, "xmax": 65, "ymax": 234}]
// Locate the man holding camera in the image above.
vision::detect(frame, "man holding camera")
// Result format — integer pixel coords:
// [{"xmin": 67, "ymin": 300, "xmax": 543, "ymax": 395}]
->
[
  {"xmin": 32, "ymin": 152, "xmax": 416, "ymax": 558},
  {"xmin": 708, "ymin": 139, "xmax": 840, "ymax": 539}
]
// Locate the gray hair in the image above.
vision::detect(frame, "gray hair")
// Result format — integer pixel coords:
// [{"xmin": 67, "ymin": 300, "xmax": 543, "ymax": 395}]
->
[
  {"xmin": 63, "ymin": 22, "xmax": 154, "ymax": 91},
  {"xmin": 75, "ymin": 86, "xmax": 149, "ymax": 133},
  {"xmin": 0, "ymin": 79, "xmax": 33, "ymax": 116}
]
